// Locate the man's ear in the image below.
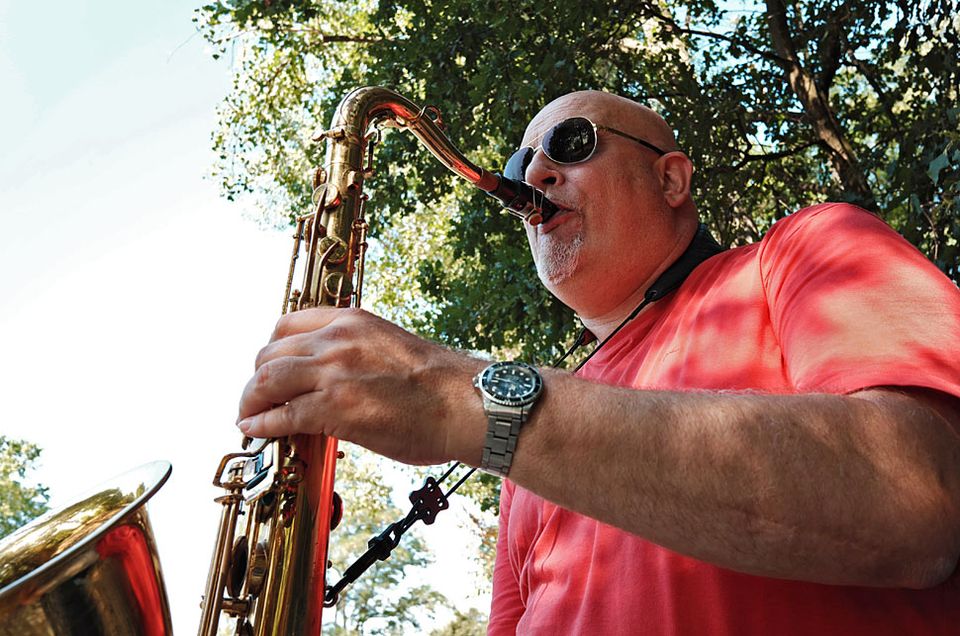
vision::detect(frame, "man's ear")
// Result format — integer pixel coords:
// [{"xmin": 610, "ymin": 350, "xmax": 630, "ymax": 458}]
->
[{"xmin": 656, "ymin": 152, "xmax": 693, "ymax": 208}]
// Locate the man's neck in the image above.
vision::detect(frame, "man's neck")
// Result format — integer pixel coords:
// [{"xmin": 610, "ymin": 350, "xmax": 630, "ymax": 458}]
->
[
  {"xmin": 579, "ymin": 220, "xmax": 700, "ymax": 342},
  {"xmin": 579, "ymin": 285, "xmax": 652, "ymax": 343}
]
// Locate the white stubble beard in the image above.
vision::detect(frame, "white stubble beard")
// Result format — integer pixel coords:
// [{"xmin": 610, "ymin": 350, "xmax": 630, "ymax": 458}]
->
[{"xmin": 534, "ymin": 229, "xmax": 584, "ymax": 287}]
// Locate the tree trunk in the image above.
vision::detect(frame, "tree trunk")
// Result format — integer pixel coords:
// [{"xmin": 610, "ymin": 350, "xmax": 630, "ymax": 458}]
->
[{"xmin": 764, "ymin": 0, "xmax": 876, "ymax": 210}]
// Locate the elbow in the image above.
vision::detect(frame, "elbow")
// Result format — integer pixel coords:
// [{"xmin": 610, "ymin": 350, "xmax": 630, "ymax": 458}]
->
[
  {"xmin": 898, "ymin": 551, "xmax": 959, "ymax": 589},
  {"xmin": 915, "ymin": 559, "xmax": 959, "ymax": 589},
  {"xmin": 864, "ymin": 481, "xmax": 960, "ymax": 589},
  {"xmin": 864, "ymin": 546, "xmax": 958, "ymax": 590},
  {"xmin": 887, "ymin": 506, "xmax": 960, "ymax": 589}
]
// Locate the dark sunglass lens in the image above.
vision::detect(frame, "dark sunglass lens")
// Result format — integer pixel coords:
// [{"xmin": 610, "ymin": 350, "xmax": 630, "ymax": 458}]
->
[
  {"xmin": 542, "ymin": 117, "xmax": 595, "ymax": 163},
  {"xmin": 504, "ymin": 147, "xmax": 534, "ymax": 181}
]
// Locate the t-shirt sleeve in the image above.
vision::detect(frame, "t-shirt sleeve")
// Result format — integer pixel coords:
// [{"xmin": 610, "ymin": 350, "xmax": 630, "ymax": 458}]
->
[
  {"xmin": 759, "ymin": 202, "xmax": 960, "ymax": 397},
  {"xmin": 487, "ymin": 479, "xmax": 523, "ymax": 635}
]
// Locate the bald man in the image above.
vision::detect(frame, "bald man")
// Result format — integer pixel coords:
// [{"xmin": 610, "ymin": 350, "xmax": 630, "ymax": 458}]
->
[{"xmin": 237, "ymin": 91, "xmax": 960, "ymax": 634}]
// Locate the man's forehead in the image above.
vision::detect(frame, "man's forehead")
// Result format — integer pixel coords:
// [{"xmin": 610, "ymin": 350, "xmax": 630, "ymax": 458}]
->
[
  {"xmin": 522, "ymin": 94, "xmax": 608, "ymax": 146},
  {"xmin": 521, "ymin": 91, "xmax": 676, "ymax": 150}
]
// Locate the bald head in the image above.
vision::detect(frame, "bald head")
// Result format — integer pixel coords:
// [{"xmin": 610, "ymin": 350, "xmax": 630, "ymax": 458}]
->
[{"xmin": 523, "ymin": 91, "xmax": 679, "ymax": 155}]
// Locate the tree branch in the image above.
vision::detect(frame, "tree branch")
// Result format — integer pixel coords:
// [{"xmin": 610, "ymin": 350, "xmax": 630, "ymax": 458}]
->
[
  {"xmin": 844, "ymin": 50, "xmax": 903, "ymax": 135},
  {"xmin": 639, "ymin": 4, "xmax": 794, "ymax": 68},
  {"xmin": 764, "ymin": 0, "xmax": 875, "ymax": 208},
  {"xmin": 817, "ymin": 6, "xmax": 847, "ymax": 93},
  {"xmin": 704, "ymin": 140, "xmax": 820, "ymax": 175},
  {"xmin": 214, "ymin": 26, "xmax": 388, "ymax": 46}
]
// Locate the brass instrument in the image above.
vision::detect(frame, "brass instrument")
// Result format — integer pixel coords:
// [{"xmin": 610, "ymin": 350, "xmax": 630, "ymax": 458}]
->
[
  {"xmin": 0, "ymin": 87, "xmax": 554, "ymax": 636},
  {"xmin": 199, "ymin": 87, "xmax": 555, "ymax": 635},
  {"xmin": 0, "ymin": 461, "xmax": 173, "ymax": 636}
]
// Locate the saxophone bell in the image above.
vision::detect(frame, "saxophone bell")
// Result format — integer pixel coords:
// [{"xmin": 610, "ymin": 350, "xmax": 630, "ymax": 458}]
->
[{"xmin": 0, "ymin": 462, "xmax": 174, "ymax": 636}]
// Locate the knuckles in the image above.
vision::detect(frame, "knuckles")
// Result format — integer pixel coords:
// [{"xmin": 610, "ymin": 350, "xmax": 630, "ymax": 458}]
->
[
  {"xmin": 253, "ymin": 358, "xmax": 275, "ymax": 390},
  {"xmin": 255, "ymin": 341, "xmax": 277, "ymax": 370},
  {"xmin": 271, "ymin": 306, "xmax": 371, "ymax": 342},
  {"xmin": 274, "ymin": 401, "xmax": 297, "ymax": 435}
]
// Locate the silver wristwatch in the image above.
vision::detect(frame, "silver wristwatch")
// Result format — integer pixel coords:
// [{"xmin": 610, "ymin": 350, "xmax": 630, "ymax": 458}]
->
[{"xmin": 473, "ymin": 361, "xmax": 544, "ymax": 477}]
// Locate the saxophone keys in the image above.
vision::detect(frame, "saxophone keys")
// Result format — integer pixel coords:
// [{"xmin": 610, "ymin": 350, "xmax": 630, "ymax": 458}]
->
[
  {"xmin": 317, "ymin": 236, "xmax": 348, "ymax": 264},
  {"xmin": 323, "ymin": 272, "xmax": 347, "ymax": 301},
  {"xmin": 220, "ymin": 597, "xmax": 250, "ymax": 618},
  {"xmin": 330, "ymin": 491, "xmax": 343, "ymax": 531},
  {"xmin": 311, "ymin": 183, "xmax": 341, "ymax": 210},
  {"xmin": 312, "ymin": 126, "xmax": 346, "ymax": 142},
  {"xmin": 246, "ymin": 542, "xmax": 268, "ymax": 597},
  {"xmin": 227, "ymin": 536, "xmax": 248, "ymax": 598},
  {"xmin": 313, "ymin": 166, "xmax": 327, "ymax": 188}
]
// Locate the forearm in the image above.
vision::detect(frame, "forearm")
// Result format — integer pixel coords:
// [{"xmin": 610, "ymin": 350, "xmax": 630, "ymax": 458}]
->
[{"xmin": 460, "ymin": 372, "xmax": 960, "ymax": 588}]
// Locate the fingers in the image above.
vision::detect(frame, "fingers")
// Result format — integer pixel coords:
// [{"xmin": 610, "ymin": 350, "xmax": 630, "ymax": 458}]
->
[
  {"xmin": 255, "ymin": 331, "xmax": 318, "ymax": 369},
  {"xmin": 238, "ymin": 356, "xmax": 324, "ymax": 421},
  {"xmin": 271, "ymin": 306, "xmax": 366, "ymax": 342},
  {"xmin": 237, "ymin": 393, "xmax": 323, "ymax": 439},
  {"xmin": 257, "ymin": 306, "xmax": 371, "ymax": 369}
]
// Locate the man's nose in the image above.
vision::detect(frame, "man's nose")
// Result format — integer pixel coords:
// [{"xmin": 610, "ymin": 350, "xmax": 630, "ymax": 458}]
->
[{"xmin": 524, "ymin": 148, "xmax": 563, "ymax": 188}]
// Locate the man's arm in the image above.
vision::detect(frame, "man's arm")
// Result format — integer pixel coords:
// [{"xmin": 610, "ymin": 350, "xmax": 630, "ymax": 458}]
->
[
  {"xmin": 236, "ymin": 307, "xmax": 960, "ymax": 589},
  {"xmin": 501, "ymin": 374, "xmax": 960, "ymax": 589}
]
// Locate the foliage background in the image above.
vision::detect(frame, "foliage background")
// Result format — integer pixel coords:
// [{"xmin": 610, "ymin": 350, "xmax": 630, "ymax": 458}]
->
[
  {"xmin": 195, "ymin": 0, "xmax": 958, "ymax": 628},
  {"xmin": 0, "ymin": 437, "xmax": 49, "ymax": 540},
  {"xmin": 324, "ymin": 446, "xmax": 449, "ymax": 635}
]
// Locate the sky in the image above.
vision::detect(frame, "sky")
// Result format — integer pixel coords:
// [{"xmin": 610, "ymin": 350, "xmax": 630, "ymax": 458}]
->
[{"xmin": 0, "ymin": 1, "xmax": 488, "ymax": 631}]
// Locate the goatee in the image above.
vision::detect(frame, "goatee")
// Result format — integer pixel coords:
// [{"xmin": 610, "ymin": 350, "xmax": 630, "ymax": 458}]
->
[{"xmin": 535, "ymin": 231, "xmax": 584, "ymax": 286}]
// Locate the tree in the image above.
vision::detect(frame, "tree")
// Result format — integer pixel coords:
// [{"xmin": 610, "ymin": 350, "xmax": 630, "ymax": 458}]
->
[
  {"xmin": 0, "ymin": 436, "xmax": 49, "ymax": 539},
  {"xmin": 429, "ymin": 608, "xmax": 488, "ymax": 636},
  {"xmin": 324, "ymin": 445, "xmax": 448, "ymax": 635}
]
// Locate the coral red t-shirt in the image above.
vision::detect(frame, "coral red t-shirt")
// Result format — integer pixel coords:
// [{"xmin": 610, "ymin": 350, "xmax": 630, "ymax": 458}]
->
[{"xmin": 489, "ymin": 204, "xmax": 960, "ymax": 635}]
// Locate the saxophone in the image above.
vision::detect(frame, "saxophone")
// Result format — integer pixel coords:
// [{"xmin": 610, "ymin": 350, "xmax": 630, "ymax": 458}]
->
[
  {"xmin": 197, "ymin": 87, "xmax": 555, "ymax": 635},
  {"xmin": 0, "ymin": 87, "xmax": 554, "ymax": 636}
]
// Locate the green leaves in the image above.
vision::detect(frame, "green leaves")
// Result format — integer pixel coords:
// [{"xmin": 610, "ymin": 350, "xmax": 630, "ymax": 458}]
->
[
  {"xmin": 928, "ymin": 149, "xmax": 951, "ymax": 187},
  {"xmin": 0, "ymin": 437, "xmax": 49, "ymax": 540},
  {"xmin": 323, "ymin": 445, "xmax": 448, "ymax": 634}
]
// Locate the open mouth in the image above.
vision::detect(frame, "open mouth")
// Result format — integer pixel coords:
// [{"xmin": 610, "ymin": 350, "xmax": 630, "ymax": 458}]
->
[{"xmin": 538, "ymin": 205, "xmax": 575, "ymax": 234}]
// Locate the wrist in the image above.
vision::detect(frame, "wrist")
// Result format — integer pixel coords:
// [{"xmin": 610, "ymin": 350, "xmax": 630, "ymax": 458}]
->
[
  {"xmin": 474, "ymin": 361, "xmax": 544, "ymax": 477},
  {"xmin": 437, "ymin": 356, "xmax": 489, "ymax": 466}
]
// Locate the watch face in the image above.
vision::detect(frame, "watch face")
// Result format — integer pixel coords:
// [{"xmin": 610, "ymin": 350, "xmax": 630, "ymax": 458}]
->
[{"xmin": 479, "ymin": 361, "xmax": 543, "ymax": 407}]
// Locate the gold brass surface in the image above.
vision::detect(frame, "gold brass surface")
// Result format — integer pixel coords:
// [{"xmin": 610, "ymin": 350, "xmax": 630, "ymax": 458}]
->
[{"xmin": 0, "ymin": 461, "xmax": 173, "ymax": 636}]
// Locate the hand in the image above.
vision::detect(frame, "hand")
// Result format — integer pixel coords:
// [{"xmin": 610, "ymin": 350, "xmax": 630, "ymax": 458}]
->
[{"xmin": 236, "ymin": 307, "xmax": 486, "ymax": 466}]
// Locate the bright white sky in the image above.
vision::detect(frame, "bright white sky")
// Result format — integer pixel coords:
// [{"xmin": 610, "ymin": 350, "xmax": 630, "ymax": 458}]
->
[{"xmin": 0, "ymin": 1, "xmax": 488, "ymax": 631}]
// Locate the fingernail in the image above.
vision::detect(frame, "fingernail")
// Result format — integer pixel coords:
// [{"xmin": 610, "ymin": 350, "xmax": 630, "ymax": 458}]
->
[{"xmin": 237, "ymin": 418, "xmax": 252, "ymax": 434}]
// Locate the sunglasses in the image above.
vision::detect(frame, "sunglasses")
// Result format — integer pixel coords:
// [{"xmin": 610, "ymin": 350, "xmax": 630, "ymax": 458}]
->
[{"xmin": 504, "ymin": 116, "xmax": 668, "ymax": 182}]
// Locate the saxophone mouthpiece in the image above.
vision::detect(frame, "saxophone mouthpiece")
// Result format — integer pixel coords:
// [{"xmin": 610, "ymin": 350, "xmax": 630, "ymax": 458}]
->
[{"xmin": 484, "ymin": 174, "xmax": 559, "ymax": 226}]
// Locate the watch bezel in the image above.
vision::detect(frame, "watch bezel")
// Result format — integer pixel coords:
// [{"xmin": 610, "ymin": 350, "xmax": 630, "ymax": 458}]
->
[{"xmin": 475, "ymin": 361, "xmax": 543, "ymax": 408}]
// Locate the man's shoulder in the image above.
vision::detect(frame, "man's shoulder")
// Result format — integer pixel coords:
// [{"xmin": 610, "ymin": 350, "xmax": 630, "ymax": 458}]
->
[
  {"xmin": 752, "ymin": 202, "xmax": 899, "ymax": 266},
  {"xmin": 764, "ymin": 202, "xmax": 884, "ymax": 243}
]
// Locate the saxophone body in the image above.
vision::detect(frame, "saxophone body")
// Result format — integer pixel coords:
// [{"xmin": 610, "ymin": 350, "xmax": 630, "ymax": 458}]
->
[{"xmin": 199, "ymin": 87, "xmax": 554, "ymax": 635}]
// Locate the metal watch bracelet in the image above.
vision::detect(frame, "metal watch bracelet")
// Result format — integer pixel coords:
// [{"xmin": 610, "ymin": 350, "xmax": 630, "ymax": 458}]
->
[{"xmin": 480, "ymin": 405, "xmax": 526, "ymax": 477}]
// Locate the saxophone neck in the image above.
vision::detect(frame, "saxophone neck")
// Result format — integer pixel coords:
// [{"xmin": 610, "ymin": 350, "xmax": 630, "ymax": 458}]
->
[{"xmin": 318, "ymin": 86, "xmax": 556, "ymax": 225}]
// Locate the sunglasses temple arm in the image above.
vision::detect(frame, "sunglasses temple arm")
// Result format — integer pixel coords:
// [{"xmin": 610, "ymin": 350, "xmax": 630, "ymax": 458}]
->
[{"xmin": 478, "ymin": 172, "xmax": 559, "ymax": 226}]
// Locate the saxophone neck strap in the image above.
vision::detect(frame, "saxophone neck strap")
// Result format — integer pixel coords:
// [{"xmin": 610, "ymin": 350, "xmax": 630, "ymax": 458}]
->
[{"xmin": 555, "ymin": 222, "xmax": 725, "ymax": 371}]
